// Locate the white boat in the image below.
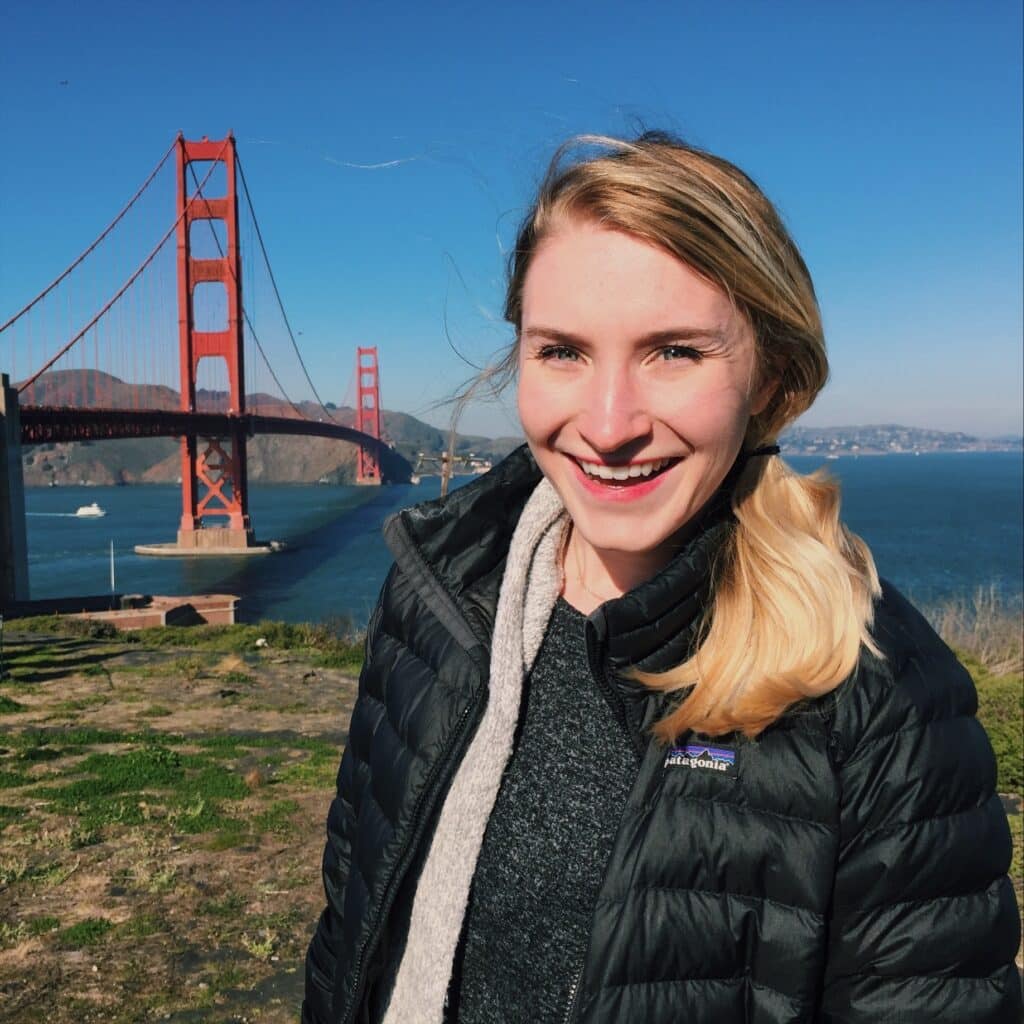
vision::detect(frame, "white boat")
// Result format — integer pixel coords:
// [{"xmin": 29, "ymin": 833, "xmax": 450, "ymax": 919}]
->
[{"xmin": 75, "ymin": 502, "xmax": 107, "ymax": 518}]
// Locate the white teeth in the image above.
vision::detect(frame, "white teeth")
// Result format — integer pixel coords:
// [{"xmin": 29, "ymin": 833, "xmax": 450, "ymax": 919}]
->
[{"xmin": 577, "ymin": 457, "xmax": 673, "ymax": 480}]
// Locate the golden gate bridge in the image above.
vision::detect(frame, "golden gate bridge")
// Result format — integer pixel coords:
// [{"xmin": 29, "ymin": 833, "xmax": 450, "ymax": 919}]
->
[{"xmin": 1, "ymin": 134, "xmax": 395, "ymax": 602}]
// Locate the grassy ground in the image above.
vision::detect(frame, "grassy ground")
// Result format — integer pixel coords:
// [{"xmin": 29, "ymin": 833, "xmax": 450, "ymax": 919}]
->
[
  {"xmin": 0, "ymin": 602, "xmax": 1020, "ymax": 1020},
  {"xmin": 0, "ymin": 621, "xmax": 359, "ymax": 1023}
]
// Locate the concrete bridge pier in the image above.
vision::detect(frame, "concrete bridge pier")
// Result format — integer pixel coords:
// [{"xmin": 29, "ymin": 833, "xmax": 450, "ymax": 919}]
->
[{"xmin": 0, "ymin": 373, "xmax": 30, "ymax": 607}]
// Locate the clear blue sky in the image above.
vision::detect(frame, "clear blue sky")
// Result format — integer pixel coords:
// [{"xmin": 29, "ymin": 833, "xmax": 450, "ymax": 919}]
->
[{"xmin": 1, "ymin": 0, "xmax": 1021, "ymax": 438}]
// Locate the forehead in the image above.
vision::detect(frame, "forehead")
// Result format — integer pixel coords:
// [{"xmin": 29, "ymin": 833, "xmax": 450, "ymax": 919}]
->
[{"xmin": 521, "ymin": 218, "xmax": 738, "ymax": 335}]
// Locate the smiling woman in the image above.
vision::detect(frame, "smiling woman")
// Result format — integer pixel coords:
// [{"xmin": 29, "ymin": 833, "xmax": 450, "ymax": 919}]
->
[{"xmin": 303, "ymin": 133, "xmax": 1021, "ymax": 1024}]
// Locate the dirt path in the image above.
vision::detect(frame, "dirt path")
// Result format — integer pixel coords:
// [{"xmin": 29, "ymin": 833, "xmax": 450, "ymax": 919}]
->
[{"xmin": 0, "ymin": 628, "xmax": 359, "ymax": 1022}]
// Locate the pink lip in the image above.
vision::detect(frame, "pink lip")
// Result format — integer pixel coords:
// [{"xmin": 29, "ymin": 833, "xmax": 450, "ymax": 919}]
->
[{"xmin": 567, "ymin": 455, "xmax": 679, "ymax": 502}]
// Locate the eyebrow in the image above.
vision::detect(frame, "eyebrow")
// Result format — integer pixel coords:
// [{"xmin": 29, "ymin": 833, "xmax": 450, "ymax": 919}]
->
[{"xmin": 521, "ymin": 325, "xmax": 730, "ymax": 346}]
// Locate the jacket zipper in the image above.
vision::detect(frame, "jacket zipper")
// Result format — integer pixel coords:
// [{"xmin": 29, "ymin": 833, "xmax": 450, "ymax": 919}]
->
[
  {"xmin": 340, "ymin": 680, "xmax": 487, "ymax": 1024},
  {"xmin": 585, "ymin": 615, "xmax": 644, "ymax": 765},
  {"xmin": 558, "ymin": 618, "xmax": 648, "ymax": 1024},
  {"xmin": 561, "ymin": 962, "xmax": 585, "ymax": 1024}
]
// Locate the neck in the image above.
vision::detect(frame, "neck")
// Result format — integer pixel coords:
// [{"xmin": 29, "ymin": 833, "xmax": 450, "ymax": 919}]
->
[{"xmin": 561, "ymin": 527, "xmax": 674, "ymax": 614}]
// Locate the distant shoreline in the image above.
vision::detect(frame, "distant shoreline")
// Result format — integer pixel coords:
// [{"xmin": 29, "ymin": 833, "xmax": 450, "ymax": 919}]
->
[{"xmin": 783, "ymin": 447, "xmax": 1023, "ymax": 458}]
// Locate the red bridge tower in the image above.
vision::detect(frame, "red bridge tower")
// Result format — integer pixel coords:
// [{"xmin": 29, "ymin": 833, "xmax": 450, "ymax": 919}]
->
[
  {"xmin": 175, "ymin": 133, "xmax": 255, "ymax": 550},
  {"xmin": 355, "ymin": 346, "xmax": 382, "ymax": 485}
]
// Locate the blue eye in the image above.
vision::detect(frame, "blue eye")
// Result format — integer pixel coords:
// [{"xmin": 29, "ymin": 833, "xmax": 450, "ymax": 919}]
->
[
  {"xmin": 659, "ymin": 345, "xmax": 703, "ymax": 362},
  {"xmin": 538, "ymin": 345, "xmax": 580, "ymax": 361}
]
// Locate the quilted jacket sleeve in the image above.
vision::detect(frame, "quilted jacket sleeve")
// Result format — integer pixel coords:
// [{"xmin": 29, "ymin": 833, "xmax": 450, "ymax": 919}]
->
[
  {"xmin": 302, "ymin": 574, "xmax": 392, "ymax": 1024},
  {"xmin": 820, "ymin": 592, "xmax": 1022, "ymax": 1023}
]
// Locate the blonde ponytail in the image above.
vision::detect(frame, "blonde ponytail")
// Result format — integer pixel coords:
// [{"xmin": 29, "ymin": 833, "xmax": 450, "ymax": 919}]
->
[{"xmin": 641, "ymin": 456, "xmax": 881, "ymax": 739}]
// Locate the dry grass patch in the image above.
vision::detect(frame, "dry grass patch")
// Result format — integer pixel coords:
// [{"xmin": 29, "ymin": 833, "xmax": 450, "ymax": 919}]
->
[{"xmin": 0, "ymin": 625, "xmax": 357, "ymax": 1023}]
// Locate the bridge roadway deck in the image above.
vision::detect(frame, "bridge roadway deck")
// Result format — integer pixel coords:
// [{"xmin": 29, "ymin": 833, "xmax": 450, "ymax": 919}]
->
[{"xmin": 18, "ymin": 406, "xmax": 389, "ymax": 456}]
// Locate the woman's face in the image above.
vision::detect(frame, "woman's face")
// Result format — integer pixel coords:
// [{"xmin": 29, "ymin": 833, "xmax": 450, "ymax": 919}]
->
[{"xmin": 517, "ymin": 218, "xmax": 773, "ymax": 572}]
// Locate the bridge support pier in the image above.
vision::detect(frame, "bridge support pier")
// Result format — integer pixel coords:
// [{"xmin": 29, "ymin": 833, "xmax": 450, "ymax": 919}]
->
[{"xmin": 0, "ymin": 374, "xmax": 30, "ymax": 606}]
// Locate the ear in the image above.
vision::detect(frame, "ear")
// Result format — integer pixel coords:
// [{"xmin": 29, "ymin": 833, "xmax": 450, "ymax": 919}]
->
[{"xmin": 750, "ymin": 374, "xmax": 781, "ymax": 417}]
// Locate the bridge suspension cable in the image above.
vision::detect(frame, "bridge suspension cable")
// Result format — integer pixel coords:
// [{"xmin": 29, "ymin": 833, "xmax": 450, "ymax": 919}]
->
[
  {"xmin": 0, "ymin": 137, "xmax": 177, "ymax": 334},
  {"xmin": 185, "ymin": 162, "xmax": 307, "ymax": 420},
  {"xmin": 236, "ymin": 155, "xmax": 339, "ymax": 423},
  {"xmin": 17, "ymin": 141, "xmax": 229, "ymax": 394}
]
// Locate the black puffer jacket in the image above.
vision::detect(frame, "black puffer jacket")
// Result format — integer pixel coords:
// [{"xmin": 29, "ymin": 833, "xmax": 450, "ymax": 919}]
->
[{"xmin": 304, "ymin": 447, "xmax": 1021, "ymax": 1024}]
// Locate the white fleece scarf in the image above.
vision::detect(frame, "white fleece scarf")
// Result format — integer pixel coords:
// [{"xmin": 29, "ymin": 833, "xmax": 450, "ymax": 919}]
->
[{"xmin": 383, "ymin": 477, "xmax": 568, "ymax": 1024}]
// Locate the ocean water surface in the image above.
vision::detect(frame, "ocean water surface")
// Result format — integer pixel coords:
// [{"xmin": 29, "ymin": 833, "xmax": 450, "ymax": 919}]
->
[{"xmin": 22, "ymin": 452, "xmax": 1023, "ymax": 627}]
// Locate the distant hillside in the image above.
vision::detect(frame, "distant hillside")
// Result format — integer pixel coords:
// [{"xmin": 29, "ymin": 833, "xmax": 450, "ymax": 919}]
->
[{"xmin": 780, "ymin": 424, "xmax": 1022, "ymax": 455}]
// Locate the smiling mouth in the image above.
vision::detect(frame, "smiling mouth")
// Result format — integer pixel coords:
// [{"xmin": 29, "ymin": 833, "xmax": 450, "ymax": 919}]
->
[{"xmin": 573, "ymin": 455, "xmax": 682, "ymax": 484}]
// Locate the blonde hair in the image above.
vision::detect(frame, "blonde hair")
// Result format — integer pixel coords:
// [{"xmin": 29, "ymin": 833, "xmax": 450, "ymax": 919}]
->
[{"xmin": 503, "ymin": 132, "xmax": 881, "ymax": 739}]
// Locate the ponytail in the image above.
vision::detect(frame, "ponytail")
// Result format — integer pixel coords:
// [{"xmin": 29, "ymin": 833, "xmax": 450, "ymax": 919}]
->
[{"xmin": 640, "ymin": 456, "xmax": 881, "ymax": 739}]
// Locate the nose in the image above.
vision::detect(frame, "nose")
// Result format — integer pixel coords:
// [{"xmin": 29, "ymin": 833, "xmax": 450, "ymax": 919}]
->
[{"xmin": 576, "ymin": 364, "xmax": 653, "ymax": 454}]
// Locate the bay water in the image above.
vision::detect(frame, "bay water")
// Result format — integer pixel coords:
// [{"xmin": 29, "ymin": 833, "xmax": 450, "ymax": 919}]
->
[{"xmin": 22, "ymin": 452, "xmax": 1022, "ymax": 627}]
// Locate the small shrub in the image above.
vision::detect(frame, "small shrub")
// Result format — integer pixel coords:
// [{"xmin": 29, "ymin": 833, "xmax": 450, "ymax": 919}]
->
[
  {"xmin": 5, "ymin": 615, "xmax": 121, "ymax": 640},
  {"xmin": 279, "ymin": 749, "xmax": 338, "ymax": 790},
  {"xmin": 78, "ymin": 745, "xmax": 183, "ymax": 791},
  {"xmin": 144, "ymin": 867, "xmax": 177, "ymax": 894},
  {"xmin": 123, "ymin": 913, "xmax": 160, "ymax": 938},
  {"xmin": 0, "ymin": 921, "xmax": 28, "ymax": 947},
  {"xmin": 220, "ymin": 671, "xmax": 255, "ymax": 685},
  {"xmin": 254, "ymin": 799, "xmax": 299, "ymax": 836},
  {"xmin": 0, "ymin": 768, "xmax": 32, "ymax": 789},
  {"xmin": 195, "ymin": 734, "xmax": 246, "ymax": 757},
  {"xmin": 0, "ymin": 855, "xmax": 31, "ymax": 885},
  {"xmin": 241, "ymin": 929, "xmax": 276, "ymax": 959},
  {"xmin": 168, "ymin": 796, "xmax": 238, "ymax": 835},
  {"xmin": 1008, "ymin": 813, "xmax": 1022, "ymax": 914},
  {"xmin": 200, "ymin": 892, "xmax": 246, "ymax": 917},
  {"xmin": 929, "ymin": 587, "xmax": 1023, "ymax": 677},
  {"xmin": 68, "ymin": 826, "xmax": 102, "ymax": 849},
  {"xmin": 967, "ymin": 655, "xmax": 1024, "ymax": 793},
  {"xmin": 58, "ymin": 917, "xmax": 113, "ymax": 947},
  {"xmin": 27, "ymin": 915, "xmax": 60, "ymax": 936},
  {"xmin": 182, "ymin": 765, "xmax": 248, "ymax": 801},
  {"xmin": 0, "ymin": 695, "xmax": 25, "ymax": 713},
  {"xmin": 207, "ymin": 824, "xmax": 250, "ymax": 850},
  {"xmin": 168, "ymin": 656, "xmax": 206, "ymax": 681},
  {"xmin": 32, "ymin": 859, "xmax": 80, "ymax": 888}
]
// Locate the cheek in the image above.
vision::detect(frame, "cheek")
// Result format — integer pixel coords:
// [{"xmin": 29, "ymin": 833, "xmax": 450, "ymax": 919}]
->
[
  {"xmin": 668, "ymin": 380, "xmax": 752, "ymax": 448},
  {"xmin": 516, "ymin": 380, "xmax": 542, "ymax": 438},
  {"xmin": 516, "ymin": 368, "xmax": 565, "ymax": 439}
]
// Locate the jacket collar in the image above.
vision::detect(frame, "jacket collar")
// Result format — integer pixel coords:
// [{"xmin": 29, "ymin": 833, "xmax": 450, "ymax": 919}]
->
[
  {"xmin": 587, "ymin": 497, "xmax": 734, "ymax": 743},
  {"xmin": 384, "ymin": 446, "xmax": 543, "ymax": 651},
  {"xmin": 385, "ymin": 444, "xmax": 734, "ymax": 716}
]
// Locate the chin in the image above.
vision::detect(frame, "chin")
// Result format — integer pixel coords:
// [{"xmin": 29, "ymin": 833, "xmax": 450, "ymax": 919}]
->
[{"xmin": 565, "ymin": 504, "xmax": 695, "ymax": 559}]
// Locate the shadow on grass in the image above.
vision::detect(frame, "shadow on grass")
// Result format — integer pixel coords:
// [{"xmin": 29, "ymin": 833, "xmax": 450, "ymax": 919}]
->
[{"xmin": 3, "ymin": 648, "xmax": 118, "ymax": 685}]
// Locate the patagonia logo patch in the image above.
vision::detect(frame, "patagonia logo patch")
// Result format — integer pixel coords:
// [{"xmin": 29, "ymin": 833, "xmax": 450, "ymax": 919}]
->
[{"xmin": 664, "ymin": 743, "xmax": 737, "ymax": 776}]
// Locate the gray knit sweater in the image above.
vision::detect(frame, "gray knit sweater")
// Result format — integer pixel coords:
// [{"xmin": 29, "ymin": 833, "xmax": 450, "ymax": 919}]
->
[{"xmin": 449, "ymin": 597, "xmax": 638, "ymax": 1022}]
